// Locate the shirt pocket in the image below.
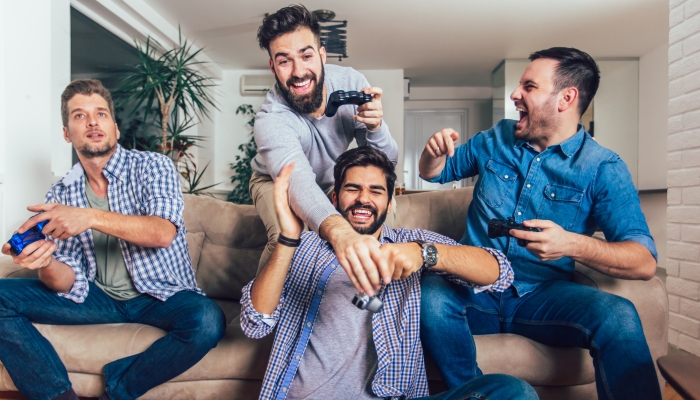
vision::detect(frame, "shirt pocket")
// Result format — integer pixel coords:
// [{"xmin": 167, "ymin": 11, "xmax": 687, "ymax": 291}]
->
[
  {"xmin": 537, "ymin": 184, "xmax": 584, "ymax": 230},
  {"xmin": 477, "ymin": 159, "xmax": 518, "ymax": 208}
]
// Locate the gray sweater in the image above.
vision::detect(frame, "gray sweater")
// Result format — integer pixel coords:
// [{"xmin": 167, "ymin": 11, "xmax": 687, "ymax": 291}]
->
[{"xmin": 251, "ymin": 64, "xmax": 398, "ymax": 232}]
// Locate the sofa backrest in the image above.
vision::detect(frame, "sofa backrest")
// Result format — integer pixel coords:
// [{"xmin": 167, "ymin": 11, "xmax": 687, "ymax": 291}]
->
[{"xmin": 183, "ymin": 187, "xmax": 476, "ymax": 301}]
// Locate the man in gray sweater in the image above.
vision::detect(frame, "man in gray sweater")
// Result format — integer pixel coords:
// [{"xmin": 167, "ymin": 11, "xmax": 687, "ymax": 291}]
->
[{"xmin": 250, "ymin": 5, "xmax": 398, "ymax": 298}]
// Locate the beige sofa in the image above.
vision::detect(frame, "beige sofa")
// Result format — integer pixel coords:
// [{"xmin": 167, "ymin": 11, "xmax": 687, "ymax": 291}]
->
[{"xmin": 0, "ymin": 188, "xmax": 668, "ymax": 399}]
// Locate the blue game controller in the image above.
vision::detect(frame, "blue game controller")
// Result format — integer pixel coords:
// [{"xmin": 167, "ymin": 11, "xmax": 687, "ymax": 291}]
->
[{"xmin": 7, "ymin": 218, "xmax": 49, "ymax": 256}]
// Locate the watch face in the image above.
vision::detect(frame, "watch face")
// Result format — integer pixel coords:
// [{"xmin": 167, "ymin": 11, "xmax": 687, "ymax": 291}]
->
[{"xmin": 424, "ymin": 244, "xmax": 438, "ymax": 266}]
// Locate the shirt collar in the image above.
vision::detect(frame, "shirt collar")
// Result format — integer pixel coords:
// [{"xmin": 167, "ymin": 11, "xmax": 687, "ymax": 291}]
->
[
  {"xmin": 60, "ymin": 145, "xmax": 127, "ymax": 187},
  {"xmin": 513, "ymin": 124, "xmax": 586, "ymax": 158},
  {"xmin": 379, "ymin": 224, "xmax": 398, "ymax": 244}
]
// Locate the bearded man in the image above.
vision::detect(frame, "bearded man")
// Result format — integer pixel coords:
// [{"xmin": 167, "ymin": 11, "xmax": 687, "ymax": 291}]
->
[
  {"xmin": 250, "ymin": 5, "xmax": 399, "ymax": 300},
  {"xmin": 418, "ymin": 47, "xmax": 661, "ymax": 400}
]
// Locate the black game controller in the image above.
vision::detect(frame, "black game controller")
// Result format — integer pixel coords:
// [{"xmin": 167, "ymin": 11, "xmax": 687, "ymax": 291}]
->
[
  {"xmin": 488, "ymin": 217, "xmax": 542, "ymax": 247},
  {"xmin": 325, "ymin": 90, "xmax": 373, "ymax": 117}
]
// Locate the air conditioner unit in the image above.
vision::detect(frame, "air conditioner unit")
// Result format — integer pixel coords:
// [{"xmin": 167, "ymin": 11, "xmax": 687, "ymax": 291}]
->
[{"xmin": 240, "ymin": 75, "xmax": 277, "ymax": 96}]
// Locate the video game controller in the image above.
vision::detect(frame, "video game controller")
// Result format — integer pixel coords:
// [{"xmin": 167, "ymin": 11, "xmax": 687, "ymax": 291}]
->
[
  {"xmin": 325, "ymin": 90, "xmax": 373, "ymax": 118},
  {"xmin": 352, "ymin": 292, "xmax": 384, "ymax": 313},
  {"xmin": 488, "ymin": 217, "xmax": 542, "ymax": 247},
  {"xmin": 7, "ymin": 218, "xmax": 49, "ymax": 256}
]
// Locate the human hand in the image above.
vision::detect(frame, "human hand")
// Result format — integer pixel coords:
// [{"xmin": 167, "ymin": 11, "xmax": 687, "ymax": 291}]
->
[
  {"xmin": 20, "ymin": 204, "xmax": 96, "ymax": 241},
  {"xmin": 381, "ymin": 242, "xmax": 423, "ymax": 281},
  {"xmin": 509, "ymin": 219, "xmax": 573, "ymax": 261},
  {"xmin": 424, "ymin": 128, "xmax": 459, "ymax": 159},
  {"xmin": 274, "ymin": 163, "xmax": 303, "ymax": 239},
  {"xmin": 332, "ymin": 229, "xmax": 390, "ymax": 296},
  {"xmin": 355, "ymin": 86, "xmax": 383, "ymax": 131},
  {"xmin": 1, "ymin": 239, "xmax": 56, "ymax": 270}
]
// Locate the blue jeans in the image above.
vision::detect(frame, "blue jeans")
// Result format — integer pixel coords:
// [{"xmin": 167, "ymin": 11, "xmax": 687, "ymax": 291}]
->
[
  {"xmin": 420, "ymin": 275, "xmax": 661, "ymax": 400},
  {"xmin": 417, "ymin": 374, "xmax": 538, "ymax": 399},
  {"xmin": 0, "ymin": 279, "xmax": 225, "ymax": 400}
]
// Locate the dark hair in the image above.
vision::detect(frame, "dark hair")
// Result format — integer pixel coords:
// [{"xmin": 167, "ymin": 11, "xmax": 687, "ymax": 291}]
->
[
  {"xmin": 334, "ymin": 146, "xmax": 397, "ymax": 203},
  {"xmin": 529, "ymin": 47, "xmax": 600, "ymax": 116},
  {"xmin": 61, "ymin": 79, "xmax": 114, "ymax": 127},
  {"xmin": 257, "ymin": 5, "xmax": 321, "ymax": 54}
]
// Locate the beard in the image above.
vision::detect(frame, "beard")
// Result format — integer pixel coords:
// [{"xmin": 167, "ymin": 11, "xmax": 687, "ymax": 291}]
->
[
  {"xmin": 514, "ymin": 95, "xmax": 557, "ymax": 142},
  {"xmin": 275, "ymin": 66, "xmax": 325, "ymax": 115},
  {"xmin": 77, "ymin": 136, "xmax": 117, "ymax": 159},
  {"xmin": 338, "ymin": 201, "xmax": 388, "ymax": 235}
]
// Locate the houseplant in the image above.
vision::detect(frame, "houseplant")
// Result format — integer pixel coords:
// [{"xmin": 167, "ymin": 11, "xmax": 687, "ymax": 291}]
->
[{"xmin": 227, "ymin": 104, "xmax": 257, "ymax": 204}]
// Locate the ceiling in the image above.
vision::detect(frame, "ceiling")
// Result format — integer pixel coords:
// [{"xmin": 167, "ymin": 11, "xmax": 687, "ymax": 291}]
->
[{"xmin": 138, "ymin": 0, "xmax": 667, "ymax": 86}]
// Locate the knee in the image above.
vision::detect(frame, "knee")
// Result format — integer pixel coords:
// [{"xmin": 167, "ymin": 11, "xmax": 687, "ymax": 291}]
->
[
  {"xmin": 186, "ymin": 300, "xmax": 226, "ymax": 347},
  {"xmin": 420, "ymin": 274, "xmax": 465, "ymax": 320},
  {"xmin": 595, "ymin": 295, "xmax": 643, "ymax": 338}
]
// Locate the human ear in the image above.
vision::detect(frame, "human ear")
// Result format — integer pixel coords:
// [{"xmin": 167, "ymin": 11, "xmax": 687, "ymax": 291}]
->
[{"xmin": 559, "ymin": 87, "xmax": 579, "ymax": 113}]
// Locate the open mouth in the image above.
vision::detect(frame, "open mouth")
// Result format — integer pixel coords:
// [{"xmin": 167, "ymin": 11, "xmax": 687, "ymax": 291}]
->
[
  {"xmin": 87, "ymin": 131, "xmax": 104, "ymax": 140},
  {"xmin": 349, "ymin": 206, "xmax": 375, "ymax": 223},
  {"xmin": 290, "ymin": 79, "xmax": 313, "ymax": 95},
  {"xmin": 516, "ymin": 106, "xmax": 528, "ymax": 129}
]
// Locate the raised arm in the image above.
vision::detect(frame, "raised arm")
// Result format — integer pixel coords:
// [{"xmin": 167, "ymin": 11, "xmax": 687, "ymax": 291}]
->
[{"xmin": 250, "ymin": 163, "xmax": 303, "ymax": 314}]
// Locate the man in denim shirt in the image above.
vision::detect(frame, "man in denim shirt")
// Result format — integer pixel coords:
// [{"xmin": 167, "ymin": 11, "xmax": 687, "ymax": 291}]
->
[{"xmin": 418, "ymin": 48, "xmax": 660, "ymax": 400}]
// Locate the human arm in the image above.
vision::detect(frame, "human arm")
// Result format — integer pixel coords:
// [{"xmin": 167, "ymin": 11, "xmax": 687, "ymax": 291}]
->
[
  {"xmin": 418, "ymin": 129, "xmax": 482, "ymax": 183},
  {"xmin": 1, "ymin": 240, "xmax": 75, "ymax": 292},
  {"xmin": 19, "ymin": 205, "xmax": 176, "ymax": 248},
  {"xmin": 381, "ymin": 230, "xmax": 513, "ymax": 292},
  {"xmin": 250, "ymin": 163, "xmax": 303, "ymax": 314}
]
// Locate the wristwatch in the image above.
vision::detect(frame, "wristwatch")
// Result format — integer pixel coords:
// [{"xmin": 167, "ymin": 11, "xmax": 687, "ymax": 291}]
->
[{"xmin": 413, "ymin": 240, "xmax": 438, "ymax": 269}]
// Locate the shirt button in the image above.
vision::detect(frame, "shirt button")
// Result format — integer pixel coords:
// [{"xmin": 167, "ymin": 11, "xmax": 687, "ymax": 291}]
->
[
  {"xmin": 295, "ymin": 355, "xmax": 300, "ymax": 360},
  {"xmin": 526, "ymin": 184, "xmax": 531, "ymax": 188},
  {"xmin": 306, "ymin": 322, "xmax": 312, "ymax": 327},
  {"xmin": 504, "ymin": 175, "xmax": 509, "ymax": 179},
  {"xmin": 536, "ymin": 157, "xmax": 541, "ymax": 162},
  {"xmin": 317, "ymin": 290, "xmax": 322, "ymax": 295},
  {"xmin": 551, "ymin": 193, "xmax": 555, "ymax": 197},
  {"xmin": 517, "ymin": 212, "xmax": 522, "ymax": 216},
  {"xmin": 282, "ymin": 388, "xmax": 287, "ymax": 392}
]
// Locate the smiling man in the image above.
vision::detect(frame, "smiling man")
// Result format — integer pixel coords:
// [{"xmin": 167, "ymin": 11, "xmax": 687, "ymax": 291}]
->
[
  {"xmin": 240, "ymin": 146, "xmax": 537, "ymax": 400},
  {"xmin": 418, "ymin": 48, "xmax": 660, "ymax": 399},
  {"xmin": 0, "ymin": 79, "xmax": 225, "ymax": 400},
  {"xmin": 250, "ymin": 5, "xmax": 398, "ymax": 297}
]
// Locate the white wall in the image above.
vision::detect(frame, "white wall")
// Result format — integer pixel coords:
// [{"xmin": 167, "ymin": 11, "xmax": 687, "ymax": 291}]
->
[
  {"xmin": 639, "ymin": 43, "xmax": 670, "ymax": 190},
  {"xmin": 213, "ymin": 68, "xmax": 405, "ymax": 195},
  {"xmin": 0, "ymin": 0, "xmax": 71, "ymax": 243}
]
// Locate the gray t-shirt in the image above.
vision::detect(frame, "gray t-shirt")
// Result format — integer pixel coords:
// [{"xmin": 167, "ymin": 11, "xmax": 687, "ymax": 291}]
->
[
  {"xmin": 287, "ymin": 267, "xmax": 379, "ymax": 400},
  {"xmin": 84, "ymin": 180, "xmax": 140, "ymax": 301},
  {"xmin": 251, "ymin": 63, "xmax": 398, "ymax": 232}
]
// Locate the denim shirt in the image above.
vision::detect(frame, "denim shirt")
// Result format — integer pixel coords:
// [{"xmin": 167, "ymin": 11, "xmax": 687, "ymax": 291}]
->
[{"xmin": 427, "ymin": 119, "xmax": 657, "ymax": 295}]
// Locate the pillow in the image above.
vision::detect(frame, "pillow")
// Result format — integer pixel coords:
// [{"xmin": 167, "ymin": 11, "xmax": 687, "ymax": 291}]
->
[{"xmin": 186, "ymin": 231, "xmax": 205, "ymax": 271}]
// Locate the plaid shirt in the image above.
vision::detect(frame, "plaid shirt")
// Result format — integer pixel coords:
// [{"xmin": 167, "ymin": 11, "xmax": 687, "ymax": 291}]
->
[
  {"xmin": 46, "ymin": 145, "xmax": 201, "ymax": 303},
  {"xmin": 240, "ymin": 225, "xmax": 513, "ymax": 400}
]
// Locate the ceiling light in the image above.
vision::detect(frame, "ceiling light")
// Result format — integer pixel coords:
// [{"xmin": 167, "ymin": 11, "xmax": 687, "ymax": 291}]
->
[{"xmin": 313, "ymin": 9, "xmax": 347, "ymax": 62}]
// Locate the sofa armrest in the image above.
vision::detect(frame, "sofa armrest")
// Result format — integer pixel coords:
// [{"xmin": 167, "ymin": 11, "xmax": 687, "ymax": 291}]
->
[
  {"xmin": 574, "ymin": 262, "xmax": 668, "ymax": 387},
  {"xmin": 0, "ymin": 255, "xmax": 37, "ymax": 279}
]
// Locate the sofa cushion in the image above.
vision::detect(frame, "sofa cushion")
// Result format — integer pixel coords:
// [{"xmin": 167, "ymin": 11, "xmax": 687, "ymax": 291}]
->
[
  {"xmin": 183, "ymin": 195, "xmax": 267, "ymax": 300},
  {"xmin": 186, "ymin": 231, "xmax": 205, "ymax": 271},
  {"xmin": 394, "ymin": 188, "xmax": 473, "ymax": 242}
]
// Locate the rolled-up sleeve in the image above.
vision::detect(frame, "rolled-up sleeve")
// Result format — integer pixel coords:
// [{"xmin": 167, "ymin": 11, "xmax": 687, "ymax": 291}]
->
[
  {"xmin": 592, "ymin": 156, "xmax": 658, "ymax": 260},
  {"xmin": 45, "ymin": 187, "xmax": 90, "ymax": 303},
  {"xmin": 141, "ymin": 157, "xmax": 185, "ymax": 231},
  {"xmin": 239, "ymin": 279, "xmax": 286, "ymax": 339}
]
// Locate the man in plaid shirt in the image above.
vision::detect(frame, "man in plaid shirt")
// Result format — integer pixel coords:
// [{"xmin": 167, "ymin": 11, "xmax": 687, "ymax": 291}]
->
[
  {"xmin": 0, "ymin": 80, "xmax": 225, "ymax": 400},
  {"xmin": 241, "ymin": 146, "xmax": 537, "ymax": 399}
]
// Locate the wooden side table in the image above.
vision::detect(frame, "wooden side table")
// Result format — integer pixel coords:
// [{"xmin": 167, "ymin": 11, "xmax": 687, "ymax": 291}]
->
[{"xmin": 657, "ymin": 354, "xmax": 700, "ymax": 400}]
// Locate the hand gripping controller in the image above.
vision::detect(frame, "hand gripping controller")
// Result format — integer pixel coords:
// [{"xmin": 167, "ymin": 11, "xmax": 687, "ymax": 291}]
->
[
  {"xmin": 7, "ymin": 217, "xmax": 49, "ymax": 256},
  {"xmin": 487, "ymin": 217, "xmax": 541, "ymax": 247},
  {"xmin": 325, "ymin": 90, "xmax": 373, "ymax": 118}
]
